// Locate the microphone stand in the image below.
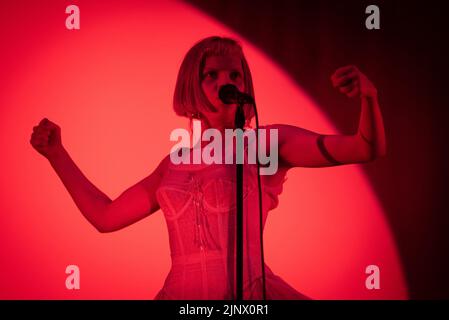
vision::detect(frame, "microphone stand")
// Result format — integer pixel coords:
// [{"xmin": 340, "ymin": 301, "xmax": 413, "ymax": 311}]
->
[{"xmin": 234, "ymin": 102, "xmax": 245, "ymax": 300}]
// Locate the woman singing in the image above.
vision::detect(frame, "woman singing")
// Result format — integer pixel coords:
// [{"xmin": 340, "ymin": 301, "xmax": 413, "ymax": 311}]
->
[{"xmin": 30, "ymin": 36, "xmax": 385, "ymax": 300}]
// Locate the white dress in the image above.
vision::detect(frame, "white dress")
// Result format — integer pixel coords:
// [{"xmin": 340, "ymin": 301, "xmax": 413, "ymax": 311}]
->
[{"xmin": 154, "ymin": 151, "xmax": 310, "ymax": 300}]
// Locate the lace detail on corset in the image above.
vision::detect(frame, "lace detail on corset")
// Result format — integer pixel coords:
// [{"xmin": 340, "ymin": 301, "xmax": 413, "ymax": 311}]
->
[{"xmin": 153, "ymin": 159, "xmax": 299, "ymax": 299}]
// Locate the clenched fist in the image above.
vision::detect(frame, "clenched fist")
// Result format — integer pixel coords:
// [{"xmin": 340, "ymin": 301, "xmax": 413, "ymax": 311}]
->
[
  {"xmin": 30, "ymin": 118, "xmax": 63, "ymax": 160},
  {"xmin": 331, "ymin": 65, "xmax": 378, "ymax": 99}
]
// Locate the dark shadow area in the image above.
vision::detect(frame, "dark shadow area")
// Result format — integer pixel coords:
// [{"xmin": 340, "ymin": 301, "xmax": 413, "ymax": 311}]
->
[{"xmin": 186, "ymin": 0, "xmax": 449, "ymax": 299}]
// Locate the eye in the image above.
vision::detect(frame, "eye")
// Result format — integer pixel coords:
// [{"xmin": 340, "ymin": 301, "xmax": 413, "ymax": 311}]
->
[
  {"xmin": 203, "ymin": 71, "xmax": 217, "ymax": 80},
  {"xmin": 230, "ymin": 71, "xmax": 241, "ymax": 81}
]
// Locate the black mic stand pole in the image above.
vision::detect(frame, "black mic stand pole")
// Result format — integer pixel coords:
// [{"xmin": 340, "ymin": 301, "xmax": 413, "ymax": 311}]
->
[{"xmin": 234, "ymin": 102, "xmax": 245, "ymax": 300}]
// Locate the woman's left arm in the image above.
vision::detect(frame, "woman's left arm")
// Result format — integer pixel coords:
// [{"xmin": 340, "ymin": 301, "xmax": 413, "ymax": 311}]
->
[{"xmin": 275, "ymin": 65, "xmax": 386, "ymax": 168}]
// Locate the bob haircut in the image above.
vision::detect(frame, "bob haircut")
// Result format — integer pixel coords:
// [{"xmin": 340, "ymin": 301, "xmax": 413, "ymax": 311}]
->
[{"xmin": 173, "ymin": 36, "xmax": 255, "ymax": 124}]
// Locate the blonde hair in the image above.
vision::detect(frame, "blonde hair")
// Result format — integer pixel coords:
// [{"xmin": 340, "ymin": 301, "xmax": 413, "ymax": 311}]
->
[{"xmin": 173, "ymin": 36, "xmax": 255, "ymax": 125}]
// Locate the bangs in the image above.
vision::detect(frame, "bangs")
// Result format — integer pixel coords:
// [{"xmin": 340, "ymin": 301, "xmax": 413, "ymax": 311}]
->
[
  {"xmin": 200, "ymin": 42, "xmax": 243, "ymax": 76},
  {"xmin": 203, "ymin": 40, "xmax": 243, "ymax": 60}
]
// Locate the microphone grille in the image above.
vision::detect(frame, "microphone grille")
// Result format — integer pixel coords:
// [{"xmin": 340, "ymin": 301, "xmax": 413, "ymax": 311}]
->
[{"xmin": 219, "ymin": 84, "xmax": 238, "ymax": 104}]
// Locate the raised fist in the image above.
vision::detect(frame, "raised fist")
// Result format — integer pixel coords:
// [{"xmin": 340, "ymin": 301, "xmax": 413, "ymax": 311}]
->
[
  {"xmin": 331, "ymin": 65, "xmax": 378, "ymax": 99},
  {"xmin": 30, "ymin": 118, "xmax": 63, "ymax": 159}
]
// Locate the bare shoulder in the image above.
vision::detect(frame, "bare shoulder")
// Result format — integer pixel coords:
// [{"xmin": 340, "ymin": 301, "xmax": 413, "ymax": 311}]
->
[
  {"xmin": 136, "ymin": 154, "xmax": 171, "ymax": 191},
  {"xmin": 257, "ymin": 123, "xmax": 299, "ymax": 145},
  {"xmin": 257, "ymin": 123, "xmax": 321, "ymax": 169},
  {"xmin": 261, "ymin": 123, "xmax": 316, "ymax": 137},
  {"xmin": 252, "ymin": 124, "xmax": 291, "ymax": 183}
]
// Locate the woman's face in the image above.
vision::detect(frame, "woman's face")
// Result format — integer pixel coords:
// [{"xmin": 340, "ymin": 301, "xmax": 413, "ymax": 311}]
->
[{"xmin": 200, "ymin": 54, "xmax": 245, "ymax": 124}]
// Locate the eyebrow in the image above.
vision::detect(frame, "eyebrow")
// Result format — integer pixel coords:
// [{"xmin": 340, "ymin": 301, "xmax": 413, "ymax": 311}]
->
[{"xmin": 203, "ymin": 68, "xmax": 242, "ymax": 73}]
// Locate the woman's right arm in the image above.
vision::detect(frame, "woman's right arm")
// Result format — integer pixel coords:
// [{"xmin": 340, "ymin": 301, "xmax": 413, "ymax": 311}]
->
[{"xmin": 31, "ymin": 118, "xmax": 169, "ymax": 233}]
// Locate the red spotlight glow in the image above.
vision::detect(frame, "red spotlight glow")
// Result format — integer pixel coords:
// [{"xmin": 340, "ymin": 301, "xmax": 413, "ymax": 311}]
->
[{"xmin": 0, "ymin": 1, "xmax": 407, "ymax": 299}]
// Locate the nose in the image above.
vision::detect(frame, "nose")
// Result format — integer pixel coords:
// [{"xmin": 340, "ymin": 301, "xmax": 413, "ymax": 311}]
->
[
  {"xmin": 217, "ymin": 73, "xmax": 230, "ymax": 87},
  {"xmin": 214, "ymin": 71, "xmax": 243, "ymax": 97}
]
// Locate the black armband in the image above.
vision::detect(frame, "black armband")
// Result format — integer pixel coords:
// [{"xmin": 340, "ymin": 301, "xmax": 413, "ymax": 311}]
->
[
  {"xmin": 316, "ymin": 135, "xmax": 342, "ymax": 165},
  {"xmin": 360, "ymin": 131, "xmax": 375, "ymax": 146}
]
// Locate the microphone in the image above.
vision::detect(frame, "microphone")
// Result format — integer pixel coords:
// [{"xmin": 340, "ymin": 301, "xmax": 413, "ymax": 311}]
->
[{"xmin": 219, "ymin": 84, "xmax": 254, "ymax": 105}]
